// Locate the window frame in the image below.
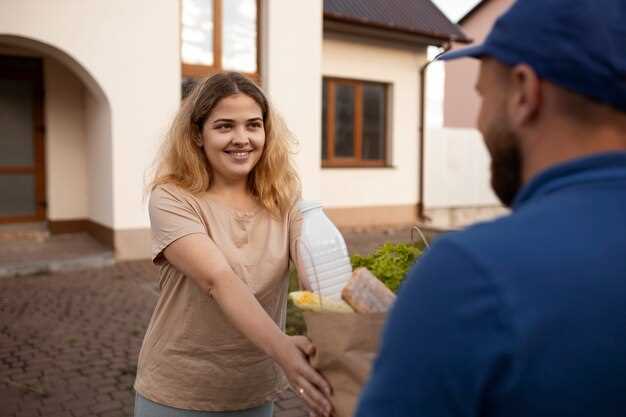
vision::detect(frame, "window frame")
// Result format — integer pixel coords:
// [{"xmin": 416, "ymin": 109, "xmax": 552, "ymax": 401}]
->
[
  {"xmin": 322, "ymin": 77, "xmax": 389, "ymax": 168},
  {"xmin": 180, "ymin": 0, "xmax": 261, "ymax": 83}
]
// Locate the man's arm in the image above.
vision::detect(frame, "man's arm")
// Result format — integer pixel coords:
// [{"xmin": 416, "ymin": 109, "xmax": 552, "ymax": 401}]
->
[{"xmin": 355, "ymin": 237, "xmax": 514, "ymax": 417}]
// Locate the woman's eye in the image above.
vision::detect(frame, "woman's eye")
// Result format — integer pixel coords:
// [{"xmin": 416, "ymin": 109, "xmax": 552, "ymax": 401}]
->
[
  {"xmin": 248, "ymin": 122, "xmax": 263, "ymax": 129},
  {"xmin": 215, "ymin": 124, "xmax": 231, "ymax": 131}
]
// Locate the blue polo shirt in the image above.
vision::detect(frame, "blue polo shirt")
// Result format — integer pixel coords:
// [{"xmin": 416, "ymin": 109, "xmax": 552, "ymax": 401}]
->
[{"xmin": 355, "ymin": 152, "xmax": 626, "ymax": 417}]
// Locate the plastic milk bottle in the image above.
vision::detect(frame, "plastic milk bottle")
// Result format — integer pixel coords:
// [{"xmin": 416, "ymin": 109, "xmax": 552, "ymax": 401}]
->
[{"xmin": 295, "ymin": 201, "xmax": 352, "ymax": 300}]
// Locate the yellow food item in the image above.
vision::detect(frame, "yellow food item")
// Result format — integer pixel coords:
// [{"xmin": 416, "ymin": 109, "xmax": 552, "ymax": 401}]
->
[{"xmin": 289, "ymin": 291, "xmax": 354, "ymax": 313}]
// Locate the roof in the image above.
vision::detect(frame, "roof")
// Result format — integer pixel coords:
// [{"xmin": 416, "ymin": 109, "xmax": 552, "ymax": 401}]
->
[
  {"xmin": 324, "ymin": 0, "xmax": 471, "ymax": 45},
  {"xmin": 458, "ymin": 0, "xmax": 489, "ymax": 25}
]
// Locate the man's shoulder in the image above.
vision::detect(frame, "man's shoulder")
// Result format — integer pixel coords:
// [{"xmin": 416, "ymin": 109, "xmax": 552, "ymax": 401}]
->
[
  {"xmin": 440, "ymin": 212, "xmax": 520, "ymax": 252},
  {"xmin": 434, "ymin": 207, "xmax": 547, "ymax": 269}
]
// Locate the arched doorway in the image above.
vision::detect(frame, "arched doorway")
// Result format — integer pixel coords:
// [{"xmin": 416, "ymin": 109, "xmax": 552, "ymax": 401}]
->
[
  {"xmin": 0, "ymin": 35, "xmax": 113, "ymax": 246},
  {"xmin": 0, "ymin": 54, "xmax": 45, "ymax": 223}
]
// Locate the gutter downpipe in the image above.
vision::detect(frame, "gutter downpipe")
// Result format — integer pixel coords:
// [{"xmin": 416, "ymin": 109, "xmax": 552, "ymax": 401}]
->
[{"xmin": 417, "ymin": 42, "xmax": 452, "ymax": 222}]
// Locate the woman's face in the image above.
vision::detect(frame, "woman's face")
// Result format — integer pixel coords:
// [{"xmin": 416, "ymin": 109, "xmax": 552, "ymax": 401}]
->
[{"xmin": 201, "ymin": 93, "xmax": 265, "ymax": 187}]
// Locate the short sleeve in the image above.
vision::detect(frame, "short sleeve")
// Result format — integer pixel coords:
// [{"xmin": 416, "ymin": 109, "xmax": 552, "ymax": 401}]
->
[{"xmin": 149, "ymin": 185, "xmax": 207, "ymax": 264}]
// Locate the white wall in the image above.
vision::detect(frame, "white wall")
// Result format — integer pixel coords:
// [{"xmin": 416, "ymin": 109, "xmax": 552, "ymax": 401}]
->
[
  {"xmin": 321, "ymin": 34, "xmax": 426, "ymax": 207},
  {"xmin": 85, "ymin": 91, "xmax": 114, "ymax": 226},
  {"xmin": 0, "ymin": 0, "xmax": 181, "ymax": 230},
  {"xmin": 261, "ymin": 0, "xmax": 323, "ymax": 201},
  {"xmin": 424, "ymin": 127, "xmax": 499, "ymax": 208},
  {"xmin": 44, "ymin": 58, "xmax": 89, "ymax": 220}
]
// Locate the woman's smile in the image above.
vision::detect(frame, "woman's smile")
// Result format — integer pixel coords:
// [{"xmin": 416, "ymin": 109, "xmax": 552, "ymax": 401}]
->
[
  {"xmin": 224, "ymin": 149, "xmax": 254, "ymax": 162},
  {"xmin": 202, "ymin": 93, "xmax": 266, "ymax": 184}
]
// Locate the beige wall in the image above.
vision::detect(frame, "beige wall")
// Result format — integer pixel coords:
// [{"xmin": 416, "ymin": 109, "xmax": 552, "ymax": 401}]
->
[
  {"xmin": 44, "ymin": 58, "xmax": 89, "ymax": 220},
  {"xmin": 0, "ymin": 0, "xmax": 181, "ymax": 234},
  {"xmin": 425, "ymin": 127, "xmax": 498, "ymax": 208},
  {"xmin": 1, "ymin": 0, "xmax": 328, "ymax": 258},
  {"xmin": 262, "ymin": 0, "xmax": 323, "ymax": 201},
  {"xmin": 443, "ymin": 0, "xmax": 513, "ymax": 128},
  {"xmin": 85, "ymin": 90, "xmax": 113, "ymax": 227},
  {"xmin": 321, "ymin": 34, "xmax": 427, "ymax": 208}
]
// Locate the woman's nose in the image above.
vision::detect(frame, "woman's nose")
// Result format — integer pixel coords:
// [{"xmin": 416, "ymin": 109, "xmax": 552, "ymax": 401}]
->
[{"xmin": 231, "ymin": 126, "xmax": 249, "ymax": 145}]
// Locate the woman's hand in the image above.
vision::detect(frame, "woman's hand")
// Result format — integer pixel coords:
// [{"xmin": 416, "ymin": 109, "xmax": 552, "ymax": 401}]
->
[
  {"xmin": 163, "ymin": 235, "xmax": 331, "ymax": 415},
  {"xmin": 274, "ymin": 335, "xmax": 333, "ymax": 417}
]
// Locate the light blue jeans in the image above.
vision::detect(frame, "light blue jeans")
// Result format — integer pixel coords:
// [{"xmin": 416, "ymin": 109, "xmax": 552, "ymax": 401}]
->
[{"xmin": 134, "ymin": 393, "xmax": 274, "ymax": 417}]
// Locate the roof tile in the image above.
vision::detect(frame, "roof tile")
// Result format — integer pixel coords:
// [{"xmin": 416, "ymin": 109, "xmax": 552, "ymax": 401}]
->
[{"xmin": 324, "ymin": 0, "xmax": 469, "ymax": 43}]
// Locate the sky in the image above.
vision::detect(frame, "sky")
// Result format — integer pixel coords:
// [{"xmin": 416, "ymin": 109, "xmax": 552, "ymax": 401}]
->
[{"xmin": 431, "ymin": 0, "xmax": 482, "ymax": 22}]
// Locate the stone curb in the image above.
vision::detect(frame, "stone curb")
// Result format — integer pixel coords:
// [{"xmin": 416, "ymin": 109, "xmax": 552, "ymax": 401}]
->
[{"xmin": 0, "ymin": 252, "xmax": 115, "ymax": 278}]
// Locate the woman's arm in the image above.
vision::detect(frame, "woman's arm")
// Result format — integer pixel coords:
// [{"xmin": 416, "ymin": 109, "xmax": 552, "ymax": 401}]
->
[{"xmin": 164, "ymin": 233, "xmax": 332, "ymax": 417}]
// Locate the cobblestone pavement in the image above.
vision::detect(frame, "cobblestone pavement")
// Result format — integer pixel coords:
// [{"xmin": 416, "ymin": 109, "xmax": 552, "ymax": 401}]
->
[{"xmin": 0, "ymin": 225, "xmax": 423, "ymax": 417}]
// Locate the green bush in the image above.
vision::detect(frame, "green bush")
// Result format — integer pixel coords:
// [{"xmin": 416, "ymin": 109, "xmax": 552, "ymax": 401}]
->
[{"xmin": 350, "ymin": 242, "xmax": 423, "ymax": 293}]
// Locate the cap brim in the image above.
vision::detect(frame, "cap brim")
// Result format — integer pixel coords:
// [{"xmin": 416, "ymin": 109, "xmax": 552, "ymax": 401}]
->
[{"xmin": 438, "ymin": 44, "xmax": 486, "ymax": 61}]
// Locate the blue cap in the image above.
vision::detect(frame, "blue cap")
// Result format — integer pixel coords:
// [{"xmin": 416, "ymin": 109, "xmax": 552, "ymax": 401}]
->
[{"xmin": 440, "ymin": 0, "xmax": 626, "ymax": 113}]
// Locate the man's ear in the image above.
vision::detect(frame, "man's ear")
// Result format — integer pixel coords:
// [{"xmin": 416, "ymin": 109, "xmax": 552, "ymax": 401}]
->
[{"xmin": 508, "ymin": 64, "xmax": 542, "ymax": 128}]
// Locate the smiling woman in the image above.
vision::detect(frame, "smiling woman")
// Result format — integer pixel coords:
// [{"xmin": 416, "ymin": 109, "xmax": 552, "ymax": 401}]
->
[
  {"xmin": 135, "ymin": 72, "xmax": 334, "ymax": 417},
  {"xmin": 151, "ymin": 72, "xmax": 298, "ymax": 216},
  {"xmin": 201, "ymin": 94, "xmax": 266, "ymax": 187}
]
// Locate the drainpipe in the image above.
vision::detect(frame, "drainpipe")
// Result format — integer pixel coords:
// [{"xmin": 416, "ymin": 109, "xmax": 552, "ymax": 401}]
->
[{"xmin": 417, "ymin": 42, "xmax": 452, "ymax": 222}]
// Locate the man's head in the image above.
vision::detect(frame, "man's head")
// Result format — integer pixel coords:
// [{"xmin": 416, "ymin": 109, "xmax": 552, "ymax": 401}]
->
[
  {"xmin": 442, "ymin": 0, "xmax": 626, "ymax": 207},
  {"xmin": 474, "ymin": 58, "xmax": 522, "ymax": 207}
]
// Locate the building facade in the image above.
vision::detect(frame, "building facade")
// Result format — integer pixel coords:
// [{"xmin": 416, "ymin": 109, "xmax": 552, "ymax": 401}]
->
[
  {"xmin": 0, "ymin": 0, "xmax": 463, "ymax": 259},
  {"xmin": 424, "ymin": 0, "xmax": 514, "ymax": 228}
]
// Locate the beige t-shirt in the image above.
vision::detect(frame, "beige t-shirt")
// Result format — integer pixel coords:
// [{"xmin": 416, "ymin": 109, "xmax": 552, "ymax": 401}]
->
[{"xmin": 134, "ymin": 183, "xmax": 301, "ymax": 411}]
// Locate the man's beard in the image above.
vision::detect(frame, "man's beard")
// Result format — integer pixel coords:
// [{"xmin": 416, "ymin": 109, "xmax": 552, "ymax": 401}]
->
[{"xmin": 484, "ymin": 117, "xmax": 523, "ymax": 207}]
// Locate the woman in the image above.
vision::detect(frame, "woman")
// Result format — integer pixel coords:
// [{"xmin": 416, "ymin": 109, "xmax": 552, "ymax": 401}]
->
[{"xmin": 134, "ymin": 72, "xmax": 332, "ymax": 417}]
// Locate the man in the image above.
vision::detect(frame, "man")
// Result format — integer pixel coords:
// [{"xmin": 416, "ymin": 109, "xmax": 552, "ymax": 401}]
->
[{"xmin": 355, "ymin": 0, "xmax": 626, "ymax": 416}]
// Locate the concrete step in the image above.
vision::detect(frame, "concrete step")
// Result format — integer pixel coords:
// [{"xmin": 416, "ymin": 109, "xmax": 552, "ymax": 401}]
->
[
  {"xmin": 0, "ymin": 222, "xmax": 50, "ymax": 242},
  {"xmin": 0, "ymin": 233, "xmax": 114, "ymax": 278},
  {"xmin": 0, "ymin": 252, "xmax": 115, "ymax": 278}
]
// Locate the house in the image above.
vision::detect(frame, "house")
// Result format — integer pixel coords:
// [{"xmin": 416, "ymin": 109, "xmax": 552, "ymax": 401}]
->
[
  {"xmin": 422, "ymin": 0, "xmax": 513, "ymax": 228},
  {"xmin": 444, "ymin": 0, "xmax": 514, "ymax": 128},
  {"xmin": 0, "ymin": 0, "xmax": 466, "ymax": 260}
]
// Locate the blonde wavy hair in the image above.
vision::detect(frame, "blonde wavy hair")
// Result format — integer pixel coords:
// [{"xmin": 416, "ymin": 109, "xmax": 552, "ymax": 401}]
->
[{"xmin": 150, "ymin": 72, "xmax": 301, "ymax": 217}]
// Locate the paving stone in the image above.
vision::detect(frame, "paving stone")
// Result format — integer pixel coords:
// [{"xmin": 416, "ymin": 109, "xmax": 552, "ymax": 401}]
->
[
  {"xmin": 14, "ymin": 410, "xmax": 41, "ymax": 417},
  {"xmin": 0, "ymin": 226, "xmax": 421, "ymax": 417},
  {"xmin": 100, "ymin": 411, "xmax": 126, "ymax": 417},
  {"xmin": 90, "ymin": 400, "xmax": 123, "ymax": 415}
]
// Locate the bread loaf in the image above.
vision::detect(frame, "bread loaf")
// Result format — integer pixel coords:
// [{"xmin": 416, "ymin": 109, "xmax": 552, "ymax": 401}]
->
[{"xmin": 341, "ymin": 267, "xmax": 396, "ymax": 313}]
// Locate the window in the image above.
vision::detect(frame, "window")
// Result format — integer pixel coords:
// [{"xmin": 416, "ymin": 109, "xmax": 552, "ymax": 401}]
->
[
  {"xmin": 322, "ymin": 78, "xmax": 388, "ymax": 167},
  {"xmin": 181, "ymin": 0, "xmax": 260, "ymax": 85}
]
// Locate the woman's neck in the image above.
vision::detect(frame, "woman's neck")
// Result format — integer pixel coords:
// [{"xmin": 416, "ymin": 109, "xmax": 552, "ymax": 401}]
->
[{"xmin": 207, "ymin": 178, "xmax": 258, "ymax": 210}]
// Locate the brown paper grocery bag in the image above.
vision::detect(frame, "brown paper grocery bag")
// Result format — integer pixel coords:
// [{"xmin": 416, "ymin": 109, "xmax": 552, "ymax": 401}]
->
[{"xmin": 303, "ymin": 311, "xmax": 387, "ymax": 417}]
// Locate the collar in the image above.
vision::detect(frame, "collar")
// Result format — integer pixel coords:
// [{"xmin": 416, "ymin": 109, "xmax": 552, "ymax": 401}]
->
[{"xmin": 512, "ymin": 151, "xmax": 626, "ymax": 209}]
